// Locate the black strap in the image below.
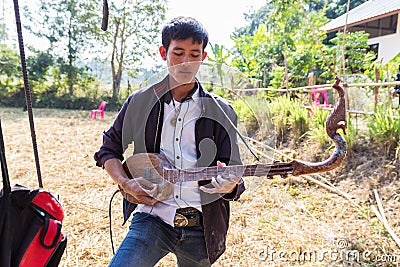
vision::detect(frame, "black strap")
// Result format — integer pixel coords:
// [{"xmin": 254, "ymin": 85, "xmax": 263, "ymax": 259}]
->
[
  {"xmin": 13, "ymin": 0, "xmax": 43, "ymax": 188},
  {"xmin": 109, "ymin": 189, "xmax": 120, "ymax": 255},
  {"xmin": 0, "ymin": 119, "xmax": 11, "ymax": 195},
  {"xmin": 208, "ymin": 94, "xmax": 260, "ymax": 161}
]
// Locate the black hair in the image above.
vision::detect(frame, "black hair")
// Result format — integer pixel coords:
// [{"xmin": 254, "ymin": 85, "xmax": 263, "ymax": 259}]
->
[{"xmin": 161, "ymin": 16, "xmax": 208, "ymax": 52}]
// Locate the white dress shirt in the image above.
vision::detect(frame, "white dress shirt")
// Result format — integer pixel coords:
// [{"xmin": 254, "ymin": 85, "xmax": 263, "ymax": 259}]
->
[{"xmin": 135, "ymin": 87, "xmax": 203, "ymax": 226}]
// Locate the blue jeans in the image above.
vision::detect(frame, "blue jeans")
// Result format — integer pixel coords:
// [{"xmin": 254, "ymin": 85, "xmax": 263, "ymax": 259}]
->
[{"xmin": 108, "ymin": 212, "xmax": 211, "ymax": 267}]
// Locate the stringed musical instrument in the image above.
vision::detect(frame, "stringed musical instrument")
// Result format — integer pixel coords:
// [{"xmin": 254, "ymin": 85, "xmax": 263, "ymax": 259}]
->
[{"xmin": 121, "ymin": 77, "xmax": 347, "ymax": 202}]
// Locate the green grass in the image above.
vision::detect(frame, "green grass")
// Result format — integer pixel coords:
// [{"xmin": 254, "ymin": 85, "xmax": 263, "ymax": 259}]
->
[{"xmin": 368, "ymin": 106, "xmax": 400, "ymax": 155}]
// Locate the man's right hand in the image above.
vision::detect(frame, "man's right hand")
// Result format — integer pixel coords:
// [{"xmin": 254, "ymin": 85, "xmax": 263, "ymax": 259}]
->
[
  {"xmin": 104, "ymin": 158, "xmax": 159, "ymax": 206},
  {"xmin": 120, "ymin": 177, "xmax": 159, "ymax": 206}
]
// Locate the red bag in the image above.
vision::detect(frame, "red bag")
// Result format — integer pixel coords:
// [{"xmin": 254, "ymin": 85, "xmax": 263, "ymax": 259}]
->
[
  {"xmin": 1, "ymin": 184, "xmax": 67, "ymax": 267},
  {"xmin": 0, "ymin": 120, "xmax": 67, "ymax": 267}
]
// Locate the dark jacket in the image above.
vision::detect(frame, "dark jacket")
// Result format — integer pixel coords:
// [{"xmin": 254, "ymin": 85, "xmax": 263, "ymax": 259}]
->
[{"xmin": 94, "ymin": 76, "xmax": 245, "ymax": 263}]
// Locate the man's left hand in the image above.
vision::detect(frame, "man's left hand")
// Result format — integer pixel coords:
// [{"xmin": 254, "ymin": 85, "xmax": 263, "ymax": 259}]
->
[{"xmin": 199, "ymin": 161, "xmax": 242, "ymax": 194}]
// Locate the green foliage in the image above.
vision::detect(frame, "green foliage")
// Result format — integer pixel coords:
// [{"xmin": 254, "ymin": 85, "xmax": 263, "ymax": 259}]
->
[
  {"xmin": 308, "ymin": 108, "xmax": 330, "ymax": 147},
  {"xmin": 0, "ymin": 18, "xmax": 6, "ymax": 42},
  {"xmin": 22, "ymin": 0, "xmax": 167, "ymax": 102},
  {"xmin": 234, "ymin": 94, "xmax": 311, "ymax": 146},
  {"xmin": 25, "ymin": 0, "xmax": 96, "ymax": 94},
  {"xmin": 231, "ymin": 95, "xmax": 274, "ymax": 139},
  {"xmin": 288, "ymin": 103, "xmax": 310, "ymax": 141},
  {"xmin": 269, "ymin": 96, "xmax": 291, "ymax": 143},
  {"xmin": 231, "ymin": 1, "xmax": 330, "ymax": 88},
  {"xmin": 208, "ymin": 44, "xmax": 230, "ymax": 64},
  {"xmin": 231, "ymin": 1, "xmax": 379, "ymax": 89},
  {"xmin": 325, "ymin": 31, "xmax": 375, "ymax": 75},
  {"xmin": 27, "ymin": 51, "xmax": 53, "ymax": 81},
  {"xmin": 212, "ymin": 87, "xmax": 227, "ymax": 98},
  {"xmin": 368, "ymin": 106, "xmax": 400, "ymax": 155},
  {"xmin": 231, "ymin": 24, "xmax": 273, "ymax": 86},
  {"xmin": 269, "ymin": 96, "xmax": 309, "ymax": 144},
  {"xmin": 344, "ymin": 116, "xmax": 358, "ymax": 152},
  {"xmin": 0, "ymin": 44, "xmax": 21, "ymax": 91},
  {"xmin": 0, "ymin": 46, "xmax": 105, "ymax": 110},
  {"xmin": 269, "ymin": 66, "xmax": 285, "ymax": 89},
  {"xmin": 93, "ymin": 0, "xmax": 167, "ymax": 100},
  {"xmin": 208, "ymin": 44, "xmax": 231, "ymax": 87},
  {"xmin": 325, "ymin": 0, "xmax": 368, "ymax": 19}
]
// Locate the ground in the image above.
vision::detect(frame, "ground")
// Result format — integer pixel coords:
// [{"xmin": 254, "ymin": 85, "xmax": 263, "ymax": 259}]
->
[{"xmin": 0, "ymin": 107, "xmax": 399, "ymax": 266}]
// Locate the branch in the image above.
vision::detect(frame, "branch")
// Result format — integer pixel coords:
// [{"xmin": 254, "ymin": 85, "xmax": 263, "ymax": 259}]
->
[
  {"xmin": 299, "ymin": 4, "xmax": 336, "ymax": 75},
  {"xmin": 371, "ymin": 189, "xmax": 400, "ymax": 248}
]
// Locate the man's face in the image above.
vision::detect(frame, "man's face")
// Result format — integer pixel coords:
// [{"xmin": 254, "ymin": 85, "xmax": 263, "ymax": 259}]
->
[{"xmin": 159, "ymin": 38, "xmax": 207, "ymax": 85}]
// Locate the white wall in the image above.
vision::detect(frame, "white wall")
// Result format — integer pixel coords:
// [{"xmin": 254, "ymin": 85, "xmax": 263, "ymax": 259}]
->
[{"xmin": 367, "ymin": 13, "xmax": 400, "ymax": 64}]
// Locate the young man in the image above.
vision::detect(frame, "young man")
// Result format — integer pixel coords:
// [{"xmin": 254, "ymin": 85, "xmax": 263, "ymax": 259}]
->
[{"xmin": 94, "ymin": 16, "xmax": 245, "ymax": 266}]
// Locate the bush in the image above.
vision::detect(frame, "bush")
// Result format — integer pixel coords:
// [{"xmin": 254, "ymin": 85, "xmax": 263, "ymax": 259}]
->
[
  {"xmin": 368, "ymin": 106, "xmax": 400, "ymax": 156},
  {"xmin": 231, "ymin": 95, "xmax": 274, "ymax": 140},
  {"xmin": 288, "ymin": 102, "xmax": 310, "ymax": 142},
  {"xmin": 345, "ymin": 116, "xmax": 359, "ymax": 153},
  {"xmin": 308, "ymin": 108, "xmax": 330, "ymax": 148},
  {"xmin": 269, "ymin": 96, "xmax": 291, "ymax": 144},
  {"xmin": 269, "ymin": 96, "xmax": 310, "ymax": 145}
]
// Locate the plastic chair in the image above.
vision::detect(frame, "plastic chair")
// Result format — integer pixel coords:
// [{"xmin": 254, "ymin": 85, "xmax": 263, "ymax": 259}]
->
[
  {"xmin": 312, "ymin": 87, "xmax": 329, "ymax": 107},
  {"xmin": 90, "ymin": 101, "xmax": 107, "ymax": 120}
]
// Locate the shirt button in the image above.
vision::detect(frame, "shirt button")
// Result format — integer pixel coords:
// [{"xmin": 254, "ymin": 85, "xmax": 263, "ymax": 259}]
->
[
  {"xmin": 176, "ymin": 138, "xmax": 179, "ymax": 141},
  {"xmin": 175, "ymin": 195, "xmax": 179, "ymax": 198},
  {"xmin": 176, "ymin": 156, "xmax": 180, "ymax": 159},
  {"xmin": 178, "ymin": 118, "xmax": 182, "ymax": 121}
]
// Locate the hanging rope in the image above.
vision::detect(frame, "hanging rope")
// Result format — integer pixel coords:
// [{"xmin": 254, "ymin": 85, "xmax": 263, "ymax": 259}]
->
[{"xmin": 12, "ymin": 0, "xmax": 43, "ymax": 187}]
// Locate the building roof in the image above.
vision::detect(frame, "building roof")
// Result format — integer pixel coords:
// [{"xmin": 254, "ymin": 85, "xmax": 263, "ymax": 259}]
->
[{"xmin": 321, "ymin": 0, "xmax": 400, "ymax": 32}]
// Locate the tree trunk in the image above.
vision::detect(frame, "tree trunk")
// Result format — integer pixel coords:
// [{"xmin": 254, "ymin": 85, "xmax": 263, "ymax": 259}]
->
[
  {"xmin": 112, "ymin": 67, "xmax": 123, "ymax": 101},
  {"xmin": 111, "ymin": 19, "xmax": 120, "ymax": 103},
  {"xmin": 67, "ymin": 18, "xmax": 74, "ymax": 95}
]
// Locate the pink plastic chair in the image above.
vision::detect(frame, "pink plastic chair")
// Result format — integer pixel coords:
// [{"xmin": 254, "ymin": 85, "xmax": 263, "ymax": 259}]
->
[
  {"xmin": 90, "ymin": 101, "xmax": 107, "ymax": 120},
  {"xmin": 312, "ymin": 87, "xmax": 329, "ymax": 107}
]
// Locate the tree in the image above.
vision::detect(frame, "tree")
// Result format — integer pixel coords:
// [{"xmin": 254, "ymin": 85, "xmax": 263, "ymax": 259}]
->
[
  {"xmin": 0, "ymin": 15, "xmax": 6, "ymax": 43},
  {"xmin": 93, "ymin": 0, "xmax": 167, "ymax": 103},
  {"xmin": 207, "ymin": 43, "xmax": 231, "ymax": 87},
  {"xmin": 231, "ymin": 0, "xmax": 328, "ymax": 88},
  {"xmin": 0, "ymin": 44, "xmax": 20, "ymax": 90},
  {"xmin": 234, "ymin": 0, "xmax": 327, "ymax": 37},
  {"xmin": 231, "ymin": 24, "xmax": 274, "ymax": 87},
  {"xmin": 323, "ymin": 31, "xmax": 375, "ymax": 77},
  {"xmin": 325, "ymin": 0, "xmax": 368, "ymax": 19},
  {"xmin": 25, "ymin": 0, "xmax": 94, "ymax": 94},
  {"xmin": 233, "ymin": 4, "xmax": 271, "ymax": 38},
  {"xmin": 27, "ymin": 51, "xmax": 53, "ymax": 82}
]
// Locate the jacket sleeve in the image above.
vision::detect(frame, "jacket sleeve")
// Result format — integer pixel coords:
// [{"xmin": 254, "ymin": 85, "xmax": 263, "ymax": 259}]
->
[
  {"xmin": 93, "ymin": 95, "xmax": 134, "ymax": 167},
  {"xmin": 217, "ymin": 102, "xmax": 246, "ymax": 201}
]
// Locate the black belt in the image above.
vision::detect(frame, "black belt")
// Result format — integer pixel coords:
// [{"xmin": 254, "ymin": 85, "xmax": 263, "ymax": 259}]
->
[{"xmin": 174, "ymin": 207, "xmax": 202, "ymax": 228}]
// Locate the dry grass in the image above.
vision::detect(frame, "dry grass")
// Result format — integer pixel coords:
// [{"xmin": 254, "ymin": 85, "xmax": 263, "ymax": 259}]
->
[{"xmin": 1, "ymin": 107, "xmax": 399, "ymax": 267}]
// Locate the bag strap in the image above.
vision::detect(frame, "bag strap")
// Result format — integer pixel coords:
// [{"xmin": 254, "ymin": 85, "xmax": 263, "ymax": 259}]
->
[
  {"xmin": 0, "ymin": 119, "xmax": 11, "ymax": 194},
  {"xmin": 13, "ymin": 0, "xmax": 43, "ymax": 188}
]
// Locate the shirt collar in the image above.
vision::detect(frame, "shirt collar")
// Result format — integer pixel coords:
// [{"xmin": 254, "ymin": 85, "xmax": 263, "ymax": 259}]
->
[{"xmin": 164, "ymin": 81, "xmax": 199, "ymax": 104}]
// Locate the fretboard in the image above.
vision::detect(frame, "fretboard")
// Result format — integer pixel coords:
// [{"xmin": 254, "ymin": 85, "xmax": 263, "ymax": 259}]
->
[{"xmin": 164, "ymin": 162, "xmax": 294, "ymax": 183}]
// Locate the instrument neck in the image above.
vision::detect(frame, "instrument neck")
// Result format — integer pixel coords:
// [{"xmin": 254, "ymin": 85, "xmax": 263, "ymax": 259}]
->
[{"xmin": 164, "ymin": 163, "xmax": 294, "ymax": 183}]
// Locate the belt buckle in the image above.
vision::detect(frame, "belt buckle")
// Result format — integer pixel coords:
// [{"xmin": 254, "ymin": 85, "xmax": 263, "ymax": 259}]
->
[{"xmin": 174, "ymin": 213, "xmax": 189, "ymax": 227}]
